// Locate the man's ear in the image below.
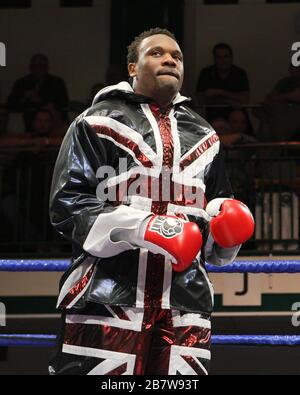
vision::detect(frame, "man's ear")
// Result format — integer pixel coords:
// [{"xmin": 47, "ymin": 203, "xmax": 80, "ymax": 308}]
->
[{"xmin": 128, "ymin": 63, "xmax": 137, "ymax": 78}]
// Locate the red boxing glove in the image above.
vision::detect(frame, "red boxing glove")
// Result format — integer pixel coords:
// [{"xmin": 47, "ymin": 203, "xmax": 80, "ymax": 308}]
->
[
  {"xmin": 143, "ymin": 215, "xmax": 203, "ymax": 272},
  {"xmin": 206, "ymin": 198, "xmax": 255, "ymax": 248}
]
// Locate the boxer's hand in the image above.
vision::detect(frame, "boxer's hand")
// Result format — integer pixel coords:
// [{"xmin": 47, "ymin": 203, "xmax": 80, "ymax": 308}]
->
[
  {"xmin": 142, "ymin": 215, "xmax": 203, "ymax": 272},
  {"xmin": 206, "ymin": 198, "xmax": 254, "ymax": 248}
]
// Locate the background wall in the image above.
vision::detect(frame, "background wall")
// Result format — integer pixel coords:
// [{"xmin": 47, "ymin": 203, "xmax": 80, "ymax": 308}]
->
[
  {"xmin": 0, "ymin": 0, "xmax": 111, "ymax": 103},
  {"xmin": 184, "ymin": 1, "xmax": 300, "ymax": 102},
  {"xmin": 1, "ymin": 1, "xmax": 300, "ymax": 104}
]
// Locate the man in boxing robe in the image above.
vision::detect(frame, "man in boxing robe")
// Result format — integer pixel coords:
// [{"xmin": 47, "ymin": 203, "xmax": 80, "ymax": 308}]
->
[{"xmin": 49, "ymin": 28, "xmax": 254, "ymax": 375}]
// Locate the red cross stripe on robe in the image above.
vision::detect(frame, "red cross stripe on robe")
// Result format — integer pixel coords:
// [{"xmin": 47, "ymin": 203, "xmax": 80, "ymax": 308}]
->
[{"xmin": 89, "ymin": 114, "xmax": 218, "ymax": 213}]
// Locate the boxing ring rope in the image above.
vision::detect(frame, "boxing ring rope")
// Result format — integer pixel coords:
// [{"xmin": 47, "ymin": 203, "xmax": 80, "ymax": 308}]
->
[
  {"xmin": 1, "ymin": 259, "xmax": 300, "ymax": 273},
  {"xmin": 1, "ymin": 259, "xmax": 300, "ymax": 348},
  {"xmin": 1, "ymin": 334, "xmax": 300, "ymax": 347}
]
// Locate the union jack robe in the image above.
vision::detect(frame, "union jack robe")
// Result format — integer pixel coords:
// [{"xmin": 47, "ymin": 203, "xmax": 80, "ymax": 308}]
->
[{"xmin": 50, "ymin": 81, "xmax": 237, "ymax": 317}]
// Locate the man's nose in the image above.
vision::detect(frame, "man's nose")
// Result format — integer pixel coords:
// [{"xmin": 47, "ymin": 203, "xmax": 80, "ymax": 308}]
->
[{"xmin": 162, "ymin": 54, "xmax": 176, "ymax": 66}]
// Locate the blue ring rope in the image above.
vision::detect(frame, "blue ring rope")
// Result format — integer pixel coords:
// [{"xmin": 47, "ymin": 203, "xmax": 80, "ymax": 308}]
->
[
  {"xmin": 212, "ymin": 335, "xmax": 300, "ymax": 346},
  {"xmin": 1, "ymin": 259, "xmax": 300, "ymax": 273},
  {"xmin": 0, "ymin": 334, "xmax": 300, "ymax": 347},
  {"xmin": 0, "ymin": 334, "xmax": 57, "ymax": 347},
  {"xmin": 0, "ymin": 260, "xmax": 70, "ymax": 272},
  {"xmin": 206, "ymin": 261, "xmax": 300, "ymax": 274},
  {"xmin": 1, "ymin": 262, "xmax": 299, "ymax": 347}
]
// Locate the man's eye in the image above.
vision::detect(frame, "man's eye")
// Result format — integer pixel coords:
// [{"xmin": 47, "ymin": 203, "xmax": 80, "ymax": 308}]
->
[{"xmin": 152, "ymin": 51, "xmax": 161, "ymax": 56}]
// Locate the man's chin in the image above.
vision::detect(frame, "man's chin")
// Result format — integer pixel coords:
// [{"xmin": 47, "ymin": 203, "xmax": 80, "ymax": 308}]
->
[{"xmin": 156, "ymin": 78, "xmax": 180, "ymax": 94}]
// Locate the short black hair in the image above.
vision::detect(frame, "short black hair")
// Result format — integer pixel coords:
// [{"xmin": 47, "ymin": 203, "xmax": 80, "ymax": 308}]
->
[
  {"xmin": 213, "ymin": 43, "xmax": 233, "ymax": 58},
  {"xmin": 127, "ymin": 27, "xmax": 177, "ymax": 65}
]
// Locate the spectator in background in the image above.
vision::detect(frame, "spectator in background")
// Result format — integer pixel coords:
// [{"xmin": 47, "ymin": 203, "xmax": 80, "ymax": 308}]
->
[
  {"xmin": 228, "ymin": 108, "xmax": 254, "ymax": 134},
  {"xmin": 0, "ymin": 108, "xmax": 54, "ymax": 249},
  {"xmin": 211, "ymin": 110, "xmax": 256, "ymax": 210},
  {"xmin": 0, "ymin": 107, "xmax": 61, "ymax": 251},
  {"xmin": 253, "ymin": 64, "xmax": 300, "ymax": 142},
  {"xmin": 226, "ymin": 109, "xmax": 256, "ymax": 145},
  {"xmin": 211, "ymin": 116, "xmax": 231, "ymax": 136},
  {"xmin": 32, "ymin": 109, "xmax": 54, "ymax": 137},
  {"xmin": 0, "ymin": 108, "xmax": 61, "ymax": 148},
  {"xmin": 266, "ymin": 63, "xmax": 300, "ymax": 104},
  {"xmin": 196, "ymin": 43, "xmax": 250, "ymax": 120},
  {"xmin": 42, "ymin": 102, "xmax": 68, "ymax": 138},
  {"xmin": 6, "ymin": 54, "xmax": 69, "ymax": 132},
  {"xmin": 211, "ymin": 109, "xmax": 256, "ymax": 148}
]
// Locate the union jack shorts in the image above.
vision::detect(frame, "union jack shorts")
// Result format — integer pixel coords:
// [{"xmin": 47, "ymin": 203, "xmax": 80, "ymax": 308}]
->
[{"xmin": 49, "ymin": 303, "xmax": 211, "ymax": 375}]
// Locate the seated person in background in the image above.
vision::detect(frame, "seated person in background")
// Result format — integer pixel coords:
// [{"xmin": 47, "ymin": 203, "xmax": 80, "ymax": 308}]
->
[
  {"xmin": 41, "ymin": 102, "xmax": 68, "ymax": 138},
  {"xmin": 6, "ymin": 53, "xmax": 69, "ymax": 132},
  {"xmin": 212, "ymin": 111, "xmax": 256, "ymax": 210},
  {"xmin": 254, "ymin": 64, "xmax": 300, "ymax": 142},
  {"xmin": 196, "ymin": 43, "xmax": 250, "ymax": 120},
  {"xmin": 31, "ymin": 109, "xmax": 54, "ymax": 137},
  {"xmin": 27, "ymin": 106, "xmax": 67, "ymax": 148},
  {"xmin": 227, "ymin": 109, "xmax": 256, "ymax": 143},
  {"xmin": 0, "ymin": 108, "xmax": 56, "ymax": 247},
  {"xmin": 211, "ymin": 117, "xmax": 237, "ymax": 148},
  {"xmin": 210, "ymin": 116, "xmax": 231, "ymax": 136},
  {"xmin": 0, "ymin": 107, "xmax": 65, "ymax": 149},
  {"xmin": 211, "ymin": 109, "xmax": 256, "ymax": 148},
  {"xmin": 266, "ymin": 63, "xmax": 300, "ymax": 104}
]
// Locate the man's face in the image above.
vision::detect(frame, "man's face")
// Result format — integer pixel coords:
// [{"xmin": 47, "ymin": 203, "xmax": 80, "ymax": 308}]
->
[
  {"xmin": 33, "ymin": 111, "xmax": 54, "ymax": 136},
  {"xmin": 214, "ymin": 48, "xmax": 233, "ymax": 72},
  {"xmin": 128, "ymin": 34, "xmax": 184, "ymax": 102},
  {"xmin": 228, "ymin": 110, "xmax": 247, "ymax": 134},
  {"xmin": 211, "ymin": 118, "xmax": 230, "ymax": 136}
]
